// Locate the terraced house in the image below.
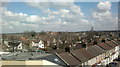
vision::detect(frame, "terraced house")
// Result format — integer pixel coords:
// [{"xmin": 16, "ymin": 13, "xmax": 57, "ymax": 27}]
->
[{"xmin": 0, "ymin": 40, "xmax": 119, "ymax": 67}]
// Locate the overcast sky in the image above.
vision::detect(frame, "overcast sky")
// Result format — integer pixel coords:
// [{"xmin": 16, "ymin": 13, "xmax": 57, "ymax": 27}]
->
[{"xmin": 1, "ymin": 1, "xmax": 118, "ymax": 33}]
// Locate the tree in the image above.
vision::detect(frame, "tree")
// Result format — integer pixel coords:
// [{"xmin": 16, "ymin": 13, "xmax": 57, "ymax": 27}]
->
[
  {"xmin": 9, "ymin": 35, "xmax": 18, "ymax": 40},
  {"xmin": 52, "ymin": 45, "xmax": 57, "ymax": 50},
  {"xmin": 39, "ymin": 31, "xmax": 46, "ymax": 35},
  {"xmin": 23, "ymin": 30, "xmax": 36, "ymax": 37},
  {"xmin": 30, "ymin": 30, "xmax": 36, "ymax": 37},
  {"xmin": 2, "ymin": 34, "xmax": 7, "ymax": 40}
]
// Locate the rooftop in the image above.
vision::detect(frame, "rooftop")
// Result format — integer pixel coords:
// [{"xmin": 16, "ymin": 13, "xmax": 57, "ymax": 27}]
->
[
  {"xmin": 1, "ymin": 52, "xmax": 66, "ymax": 66},
  {"xmin": 71, "ymin": 49, "xmax": 89, "ymax": 62},
  {"xmin": 98, "ymin": 42, "xmax": 112, "ymax": 50},
  {"xmin": 92, "ymin": 45, "xmax": 105, "ymax": 54},
  {"xmin": 78, "ymin": 48, "xmax": 95, "ymax": 60},
  {"xmin": 106, "ymin": 41, "xmax": 117, "ymax": 48},
  {"xmin": 87, "ymin": 46, "xmax": 101, "ymax": 56},
  {"xmin": 58, "ymin": 52, "xmax": 81, "ymax": 66}
]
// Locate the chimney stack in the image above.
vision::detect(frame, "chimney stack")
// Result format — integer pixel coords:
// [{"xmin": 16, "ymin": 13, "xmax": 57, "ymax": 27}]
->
[
  {"xmin": 101, "ymin": 39, "xmax": 105, "ymax": 43},
  {"xmin": 65, "ymin": 44, "xmax": 71, "ymax": 53}
]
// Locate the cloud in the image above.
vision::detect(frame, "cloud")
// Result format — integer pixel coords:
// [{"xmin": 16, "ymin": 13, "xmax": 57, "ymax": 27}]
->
[
  {"xmin": 97, "ymin": 1, "xmax": 111, "ymax": 12},
  {"xmin": 1, "ymin": 2, "xmax": 118, "ymax": 33},
  {"xmin": 2, "ymin": 8, "xmax": 28, "ymax": 23},
  {"xmin": 1, "ymin": 7, "xmax": 41, "ymax": 33},
  {"xmin": 3, "ymin": 2, "xmax": 92, "ymax": 33},
  {"xmin": 26, "ymin": 15, "xmax": 41, "ymax": 23},
  {"xmin": 92, "ymin": 1, "xmax": 118, "ymax": 30}
]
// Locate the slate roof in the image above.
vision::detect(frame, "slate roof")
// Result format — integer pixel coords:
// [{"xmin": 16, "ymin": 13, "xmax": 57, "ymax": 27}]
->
[
  {"xmin": 92, "ymin": 45, "xmax": 105, "ymax": 54},
  {"xmin": 71, "ymin": 48, "xmax": 94, "ymax": 63},
  {"xmin": 111, "ymin": 40, "xmax": 119, "ymax": 46},
  {"xmin": 58, "ymin": 52, "xmax": 81, "ymax": 66},
  {"xmin": 71, "ymin": 49, "xmax": 88, "ymax": 62},
  {"xmin": 79, "ymin": 48, "xmax": 95, "ymax": 60},
  {"xmin": 106, "ymin": 41, "xmax": 117, "ymax": 48},
  {"xmin": 87, "ymin": 46, "xmax": 101, "ymax": 56},
  {"xmin": 98, "ymin": 43, "xmax": 112, "ymax": 50}
]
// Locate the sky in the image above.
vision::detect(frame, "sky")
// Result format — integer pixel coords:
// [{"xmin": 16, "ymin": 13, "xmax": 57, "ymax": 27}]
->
[{"xmin": 1, "ymin": 1, "xmax": 118, "ymax": 33}]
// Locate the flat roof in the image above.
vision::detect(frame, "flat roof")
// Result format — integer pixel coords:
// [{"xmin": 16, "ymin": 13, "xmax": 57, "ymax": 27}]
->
[{"xmin": 1, "ymin": 52, "xmax": 66, "ymax": 66}]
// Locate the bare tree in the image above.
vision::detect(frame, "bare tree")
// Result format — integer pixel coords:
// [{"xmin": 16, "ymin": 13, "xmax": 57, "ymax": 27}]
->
[{"xmin": 23, "ymin": 30, "xmax": 36, "ymax": 37}]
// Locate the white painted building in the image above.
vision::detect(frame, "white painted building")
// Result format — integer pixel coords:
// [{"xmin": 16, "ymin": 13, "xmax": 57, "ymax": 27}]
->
[
  {"xmin": 30, "ymin": 40, "xmax": 45, "ymax": 49},
  {"xmin": 17, "ymin": 43, "xmax": 23, "ymax": 50},
  {"xmin": 4, "ymin": 41, "xmax": 10, "ymax": 47}
]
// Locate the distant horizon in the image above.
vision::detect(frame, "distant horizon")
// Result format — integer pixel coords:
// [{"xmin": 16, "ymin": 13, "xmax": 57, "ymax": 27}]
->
[{"xmin": 1, "ymin": 29, "xmax": 119, "ymax": 34}]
